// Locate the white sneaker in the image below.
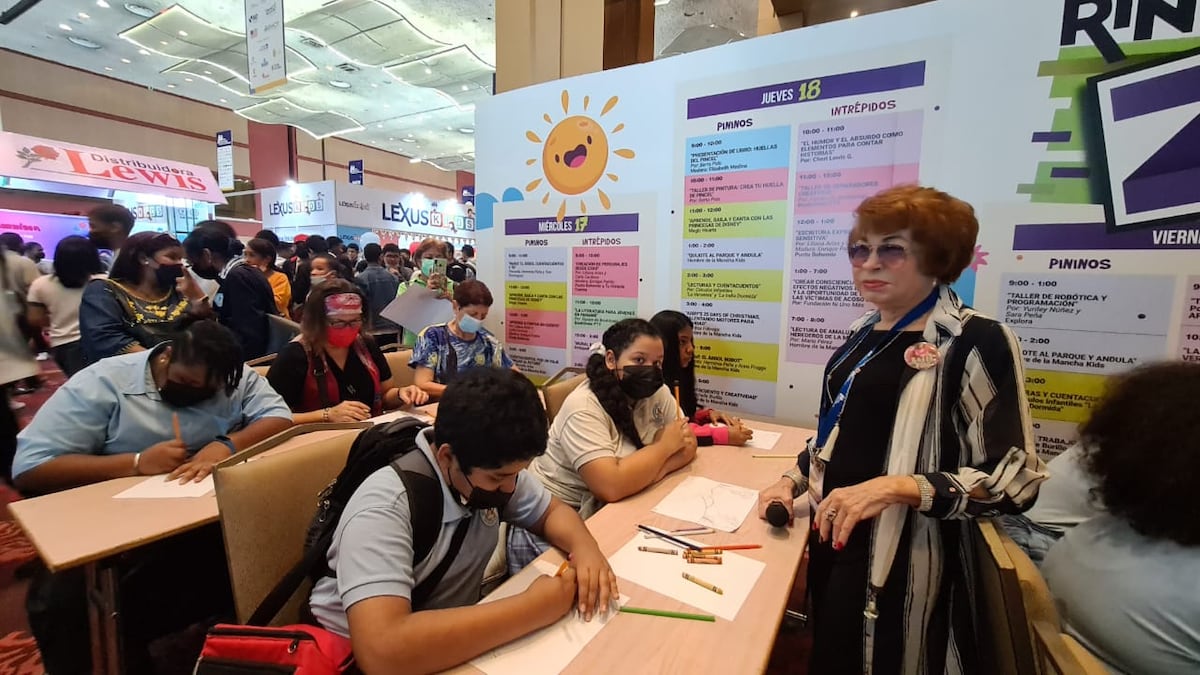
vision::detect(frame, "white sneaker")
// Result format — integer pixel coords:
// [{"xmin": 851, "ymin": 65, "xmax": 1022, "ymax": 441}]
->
[
  {"xmin": 8, "ymin": 400, "xmax": 25, "ymax": 411},
  {"xmin": 35, "ymin": 352, "xmax": 50, "ymax": 361}
]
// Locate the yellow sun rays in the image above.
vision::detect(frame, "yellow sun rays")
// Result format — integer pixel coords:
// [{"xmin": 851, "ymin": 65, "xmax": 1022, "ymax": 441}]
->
[{"xmin": 523, "ymin": 90, "xmax": 636, "ymax": 220}]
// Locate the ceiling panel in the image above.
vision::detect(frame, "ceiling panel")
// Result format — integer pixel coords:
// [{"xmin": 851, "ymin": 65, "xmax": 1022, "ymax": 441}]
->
[{"xmin": 287, "ymin": 0, "xmax": 447, "ymax": 67}]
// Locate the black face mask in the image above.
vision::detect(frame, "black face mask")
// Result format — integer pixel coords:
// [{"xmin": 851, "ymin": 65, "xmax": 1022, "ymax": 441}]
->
[
  {"xmin": 159, "ymin": 379, "xmax": 217, "ymax": 408},
  {"xmin": 191, "ymin": 264, "xmax": 220, "ymax": 280},
  {"xmin": 460, "ymin": 467, "xmax": 514, "ymax": 511},
  {"xmin": 153, "ymin": 263, "xmax": 184, "ymax": 290},
  {"xmin": 618, "ymin": 365, "xmax": 664, "ymax": 400}
]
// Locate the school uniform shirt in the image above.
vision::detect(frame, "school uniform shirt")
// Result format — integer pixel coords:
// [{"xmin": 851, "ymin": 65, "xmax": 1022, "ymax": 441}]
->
[
  {"xmin": 308, "ymin": 427, "xmax": 552, "ymax": 638},
  {"xmin": 11, "ymin": 347, "xmax": 292, "ymax": 482},
  {"xmin": 1043, "ymin": 514, "xmax": 1200, "ymax": 675},
  {"xmin": 529, "ymin": 380, "xmax": 678, "ymax": 518},
  {"xmin": 212, "ymin": 257, "xmax": 278, "ymax": 360}
]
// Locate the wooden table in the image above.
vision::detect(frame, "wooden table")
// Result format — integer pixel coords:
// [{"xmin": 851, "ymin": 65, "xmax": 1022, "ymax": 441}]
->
[
  {"xmin": 450, "ymin": 420, "xmax": 814, "ymax": 675},
  {"xmin": 6, "ymin": 425, "xmax": 366, "ymax": 675}
]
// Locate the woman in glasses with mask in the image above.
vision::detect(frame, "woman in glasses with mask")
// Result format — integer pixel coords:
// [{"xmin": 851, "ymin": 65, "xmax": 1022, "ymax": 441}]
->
[
  {"xmin": 507, "ymin": 318, "xmax": 697, "ymax": 572},
  {"xmin": 267, "ymin": 280, "xmax": 427, "ymax": 423},
  {"xmin": 757, "ymin": 185, "xmax": 1047, "ymax": 675},
  {"xmin": 410, "ymin": 280, "xmax": 515, "ymax": 400}
]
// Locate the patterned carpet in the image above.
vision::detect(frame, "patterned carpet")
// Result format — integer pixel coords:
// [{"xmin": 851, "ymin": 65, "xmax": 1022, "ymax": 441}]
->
[{"xmin": 0, "ymin": 361, "xmax": 811, "ymax": 674}]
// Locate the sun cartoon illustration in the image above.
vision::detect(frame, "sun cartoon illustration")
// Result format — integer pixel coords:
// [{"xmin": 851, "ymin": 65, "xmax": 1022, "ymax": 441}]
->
[{"xmin": 524, "ymin": 90, "xmax": 635, "ymax": 221}]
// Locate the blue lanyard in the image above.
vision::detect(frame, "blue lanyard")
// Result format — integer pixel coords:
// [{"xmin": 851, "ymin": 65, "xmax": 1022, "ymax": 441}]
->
[{"xmin": 814, "ymin": 288, "xmax": 939, "ymax": 450}]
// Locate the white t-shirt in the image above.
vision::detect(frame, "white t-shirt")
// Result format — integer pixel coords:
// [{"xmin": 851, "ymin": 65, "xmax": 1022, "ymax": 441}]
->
[
  {"xmin": 27, "ymin": 274, "xmax": 88, "ymax": 347},
  {"xmin": 529, "ymin": 380, "xmax": 679, "ymax": 518}
]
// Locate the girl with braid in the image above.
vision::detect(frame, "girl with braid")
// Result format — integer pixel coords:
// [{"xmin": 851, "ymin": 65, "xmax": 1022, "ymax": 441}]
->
[{"xmin": 506, "ymin": 318, "xmax": 697, "ymax": 572}]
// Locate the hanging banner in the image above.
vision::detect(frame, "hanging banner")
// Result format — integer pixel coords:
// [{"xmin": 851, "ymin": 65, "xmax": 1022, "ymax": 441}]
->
[
  {"xmin": 216, "ymin": 130, "xmax": 234, "ymax": 191},
  {"xmin": 245, "ymin": 0, "xmax": 287, "ymax": 94},
  {"xmin": 348, "ymin": 159, "xmax": 364, "ymax": 185}
]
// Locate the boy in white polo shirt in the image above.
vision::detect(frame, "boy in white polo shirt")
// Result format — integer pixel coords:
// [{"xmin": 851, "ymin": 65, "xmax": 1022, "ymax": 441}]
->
[{"xmin": 308, "ymin": 368, "xmax": 619, "ymax": 673}]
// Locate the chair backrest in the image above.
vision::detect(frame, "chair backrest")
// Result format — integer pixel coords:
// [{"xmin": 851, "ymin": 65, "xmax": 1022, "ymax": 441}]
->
[
  {"xmin": 1032, "ymin": 621, "xmax": 1110, "ymax": 675},
  {"xmin": 213, "ymin": 424, "xmax": 365, "ymax": 625},
  {"xmin": 1005, "ymin": 532, "xmax": 1062, "ymax": 666},
  {"xmin": 266, "ymin": 314, "xmax": 302, "ymax": 356},
  {"xmin": 973, "ymin": 519, "xmax": 1036, "ymax": 675},
  {"xmin": 385, "ymin": 348, "xmax": 415, "ymax": 388},
  {"xmin": 541, "ymin": 367, "xmax": 586, "ymax": 425},
  {"xmin": 251, "ymin": 365, "xmax": 270, "ymax": 378}
]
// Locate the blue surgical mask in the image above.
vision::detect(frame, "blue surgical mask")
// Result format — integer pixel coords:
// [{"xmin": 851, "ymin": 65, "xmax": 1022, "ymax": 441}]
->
[{"xmin": 458, "ymin": 314, "xmax": 482, "ymax": 334}]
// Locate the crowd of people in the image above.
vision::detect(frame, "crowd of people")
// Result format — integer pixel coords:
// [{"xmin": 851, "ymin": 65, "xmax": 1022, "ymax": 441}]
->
[{"xmin": 1, "ymin": 186, "xmax": 1196, "ymax": 675}]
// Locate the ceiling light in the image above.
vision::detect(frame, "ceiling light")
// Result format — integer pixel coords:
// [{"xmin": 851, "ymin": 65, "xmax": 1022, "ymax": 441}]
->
[
  {"xmin": 59, "ymin": 23, "xmax": 72, "ymax": 31},
  {"xmin": 159, "ymin": 40, "xmax": 168, "ymax": 45},
  {"xmin": 389, "ymin": 137, "xmax": 395, "ymax": 141},
  {"xmin": 177, "ymin": 30, "xmax": 188, "ymax": 36},
  {"xmin": 203, "ymin": 70, "xmax": 212, "ymax": 75},
  {"xmin": 124, "ymin": 3, "xmax": 155, "ymax": 18},
  {"xmin": 78, "ymin": 12, "xmax": 90, "ymax": 19},
  {"xmin": 446, "ymin": 126, "xmax": 453, "ymax": 131},
  {"xmin": 409, "ymin": 157, "xmax": 421, "ymax": 164},
  {"xmin": 96, "ymin": 0, "xmax": 110, "ymax": 7},
  {"xmin": 423, "ymin": 66, "xmax": 432, "ymax": 75},
  {"xmin": 166, "ymin": 83, "xmax": 175, "ymax": 88},
  {"xmin": 459, "ymin": 127, "xmax": 474, "ymax": 134},
  {"xmin": 138, "ymin": 49, "xmax": 149, "ymax": 55},
  {"xmin": 400, "ymin": 138, "xmax": 415, "ymax": 143},
  {"xmin": 104, "ymin": 66, "xmax": 112, "ymax": 71},
  {"xmin": 325, "ymin": 65, "xmax": 333, "ymax": 71},
  {"xmin": 376, "ymin": 123, "xmax": 383, "ymax": 128},
  {"xmin": 219, "ymin": 98, "xmax": 227, "ymax": 103},
  {"xmin": 371, "ymin": 83, "xmax": 378, "ymax": 88},
  {"xmin": 184, "ymin": 77, "xmax": 193, "ymax": 82},
  {"xmin": 654, "ymin": 0, "xmax": 670, "ymax": 5},
  {"xmin": 329, "ymin": 80, "xmax": 351, "ymax": 89},
  {"xmin": 120, "ymin": 57, "xmax": 130, "ymax": 63},
  {"xmin": 371, "ymin": 140, "xmax": 377, "ymax": 144},
  {"xmin": 849, "ymin": 9, "xmax": 859, "ymax": 17},
  {"xmin": 460, "ymin": 84, "xmax": 469, "ymax": 91},
  {"xmin": 67, "ymin": 36, "xmax": 101, "ymax": 48}
]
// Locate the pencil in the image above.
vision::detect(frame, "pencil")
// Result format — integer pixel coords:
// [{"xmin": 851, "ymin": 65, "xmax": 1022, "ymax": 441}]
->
[
  {"xmin": 671, "ymin": 527, "xmax": 715, "ymax": 535},
  {"xmin": 637, "ymin": 524, "xmax": 702, "ymax": 551},
  {"xmin": 554, "ymin": 560, "xmax": 570, "ymax": 577},
  {"xmin": 701, "ymin": 544, "xmax": 762, "ymax": 552},
  {"xmin": 172, "ymin": 413, "xmax": 182, "ymax": 444},
  {"xmin": 752, "ymin": 454, "xmax": 795, "ymax": 459},
  {"xmin": 619, "ymin": 606, "xmax": 716, "ymax": 622},
  {"xmin": 682, "ymin": 572, "xmax": 723, "ymax": 595},
  {"xmin": 638, "ymin": 546, "xmax": 677, "ymax": 555},
  {"xmin": 673, "ymin": 385, "xmax": 683, "ymax": 419}
]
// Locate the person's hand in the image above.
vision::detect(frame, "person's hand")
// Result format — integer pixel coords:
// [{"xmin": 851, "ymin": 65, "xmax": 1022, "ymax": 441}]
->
[
  {"xmin": 680, "ymin": 424, "xmax": 698, "ymax": 458},
  {"xmin": 137, "ymin": 440, "xmax": 189, "ymax": 475},
  {"xmin": 168, "ymin": 442, "xmax": 231, "ymax": 484},
  {"xmin": 815, "ymin": 475, "xmax": 916, "ymax": 550},
  {"xmin": 568, "ymin": 548, "xmax": 620, "ymax": 621},
  {"xmin": 326, "ymin": 401, "xmax": 372, "ymax": 422},
  {"xmin": 728, "ymin": 424, "xmax": 754, "ymax": 446},
  {"xmin": 525, "ymin": 566, "xmax": 578, "ymax": 625},
  {"xmin": 710, "ymin": 410, "xmax": 742, "ymax": 426},
  {"xmin": 757, "ymin": 477, "xmax": 797, "ymax": 524},
  {"xmin": 176, "ymin": 270, "xmax": 204, "ymax": 301},
  {"xmin": 393, "ymin": 385, "xmax": 428, "ymax": 407},
  {"xmin": 426, "ymin": 272, "xmax": 447, "ymax": 291},
  {"xmin": 653, "ymin": 419, "xmax": 689, "ymax": 452}
]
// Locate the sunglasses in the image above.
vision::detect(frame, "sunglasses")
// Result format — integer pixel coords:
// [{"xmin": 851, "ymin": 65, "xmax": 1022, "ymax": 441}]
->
[{"xmin": 848, "ymin": 242, "xmax": 910, "ymax": 268}]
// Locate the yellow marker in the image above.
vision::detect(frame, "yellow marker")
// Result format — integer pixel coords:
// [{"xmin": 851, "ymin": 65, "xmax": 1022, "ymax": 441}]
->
[{"xmin": 682, "ymin": 572, "xmax": 723, "ymax": 595}]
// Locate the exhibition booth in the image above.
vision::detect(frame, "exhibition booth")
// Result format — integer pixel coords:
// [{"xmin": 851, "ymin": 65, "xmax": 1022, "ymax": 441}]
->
[
  {"xmin": 258, "ymin": 180, "xmax": 476, "ymax": 250},
  {"xmin": 0, "ymin": 131, "xmax": 223, "ymax": 251}
]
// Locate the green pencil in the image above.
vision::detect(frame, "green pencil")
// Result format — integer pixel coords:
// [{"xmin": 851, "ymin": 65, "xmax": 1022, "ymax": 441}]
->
[{"xmin": 618, "ymin": 606, "xmax": 716, "ymax": 622}]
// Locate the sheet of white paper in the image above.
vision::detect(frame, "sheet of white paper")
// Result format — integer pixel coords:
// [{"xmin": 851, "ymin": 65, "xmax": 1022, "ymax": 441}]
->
[
  {"xmin": 608, "ymin": 535, "xmax": 764, "ymax": 622},
  {"xmin": 744, "ymin": 429, "xmax": 783, "ymax": 450},
  {"xmin": 379, "ymin": 284, "xmax": 453, "ymax": 336},
  {"xmin": 472, "ymin": 560, "xmax": 628, "ymax": 675},
  {"xmin": 650, "ymin": 476, "xmax": 758, "ymax": 532},
  {"xmin": 112, "ymin": 475, "xmax": 214, "ymax": 499},
  {"xmin": 370, "ymin": 409, "xmax": 434, "ymax": 426}
]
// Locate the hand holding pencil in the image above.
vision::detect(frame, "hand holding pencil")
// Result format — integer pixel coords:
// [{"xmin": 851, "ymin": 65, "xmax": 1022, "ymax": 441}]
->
[
  {"xmin": 135, "ymin": 414, "xmax": 189, "ymax": 476},
  {"xmin": 526, "ymin": 561, "xmax": 578, "ymax": 625}
]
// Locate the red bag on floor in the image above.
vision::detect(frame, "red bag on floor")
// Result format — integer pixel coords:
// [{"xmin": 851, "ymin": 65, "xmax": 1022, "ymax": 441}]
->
[{"xmin": 194, "ymin": 624, "xmax": 355, "ymax": 674}]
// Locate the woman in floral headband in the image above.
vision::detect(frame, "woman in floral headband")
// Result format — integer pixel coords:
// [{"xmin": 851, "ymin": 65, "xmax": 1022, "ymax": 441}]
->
[{"xmin": 267, "ymin": 279, "xmax": 427, "ymax": 422}]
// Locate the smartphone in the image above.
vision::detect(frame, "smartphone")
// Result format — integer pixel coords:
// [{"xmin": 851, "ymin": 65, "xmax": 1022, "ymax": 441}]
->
[{"xmin": 432, "ymin": 258, "xmax": 448, "ymax": 278}]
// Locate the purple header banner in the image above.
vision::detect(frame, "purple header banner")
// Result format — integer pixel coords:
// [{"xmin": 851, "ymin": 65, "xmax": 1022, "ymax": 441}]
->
[
  {"xmin": 504, "ymin": 213, "xmax": 639, "ymax": 236},
  {"xmin": 1012, "ymin": 221, "xmax": 1200, "ymax": 251},
  {"xmin": 686, "ymin": 61, "xmax": 926, "ymax": 120}
]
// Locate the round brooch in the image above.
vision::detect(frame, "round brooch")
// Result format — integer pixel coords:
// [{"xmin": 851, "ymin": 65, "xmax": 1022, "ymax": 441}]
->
[
  {"xmin": 480, "ymin": 508, "xmax": 500, "ymax": 527},
  {"xmin": 904, "ymin": 342, "xmax": 940, "ymax": 370}
]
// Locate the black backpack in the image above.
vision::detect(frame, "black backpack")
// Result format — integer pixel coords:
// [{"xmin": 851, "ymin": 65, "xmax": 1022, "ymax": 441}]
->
[
  {"xmin": 445, "ymin": 260, "xmax": 471, "ymax": 283},
  {"xmin": 247, "ymin": 418, "xmax": 470, "ymax": 625}
]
